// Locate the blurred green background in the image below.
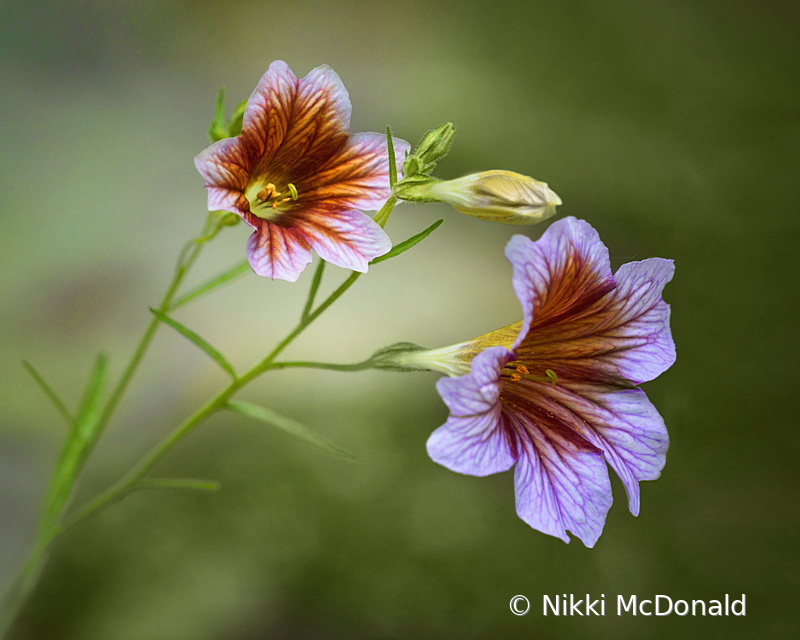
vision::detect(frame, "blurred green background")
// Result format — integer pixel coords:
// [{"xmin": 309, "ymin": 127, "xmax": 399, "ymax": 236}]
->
[{"xmin": 1, "ymin": 0, "xmax": 797, "ymax": 638}]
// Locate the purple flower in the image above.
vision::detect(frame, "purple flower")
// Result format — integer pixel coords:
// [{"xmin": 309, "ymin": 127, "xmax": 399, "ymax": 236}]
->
[
  {"xmin": 194, "ymin": 60, "xmax": 410, "ymax": 282},
  {"xmin": 428, "ymin": 217, "xmax": 675, "ymax": 546}
]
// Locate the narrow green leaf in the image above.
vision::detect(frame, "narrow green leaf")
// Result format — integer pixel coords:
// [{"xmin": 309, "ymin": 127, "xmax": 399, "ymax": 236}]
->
[
  {"xmin": 22, "ymin": 360, "xmax": 73, "ymax": 426},
  {"xmin": 134, "ymin": 478, "xmax": 221, "ymax": 492},
  {"xmin": 172, "ymin": 260, "xmax": 250, "ymax": 309},
  {"xmin": 40, "ymin": 354, "xmax": 108, "ymax": 529},
  {"xmin": 73, "ymin": 354, "xmax": 108, "ymax": 441},
  {"xmin": 227, "ymin": 401, "xmax": 358, "ymax": 461},
  {"xmin": 301, "ymin": 259, "xmax": 326, "ymax": 322},
  {"xmin": 373, "ymin": 194, "xmax": 398, "ymax": 228},
  {"xmin": 386, "ymin": 125, "xmax": 397, "ymax": 188},
  {"xmin": 371, "ymin": 218, "xmax": 444, "ymax": 264},
  {"xmin": 228, "ymin": 99, "xmax": 247, "ymax": 137},
  {"xmin": 150, "ymin": 309, "xmax": 237, "ymax": 379},
  {"xmin": 209, "ymin": 87, "xmax": 228, "ymax": 142}
]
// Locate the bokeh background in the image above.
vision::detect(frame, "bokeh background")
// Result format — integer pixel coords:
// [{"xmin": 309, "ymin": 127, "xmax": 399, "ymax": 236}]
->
[{"xmin": 1, "ymin": 0, "xmax": 797, "ymax": 638}]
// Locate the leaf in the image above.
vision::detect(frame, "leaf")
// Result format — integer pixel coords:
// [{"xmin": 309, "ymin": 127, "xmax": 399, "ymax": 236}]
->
[
  {"xmin": 172, "ymin": 259, "xmax": 250, "ymax": 309},
  {"xmin": 150, "ymin": 309, "xmax": 237, "ymax": 379},
  {"xmin": 371, "ymin": 218, "xmax": 444, "ymax": 264},
  {"xmin": 209, "ymin": 87, "xmax": 228, "ymax": 142},
  {"xmin": 73, "ymin": 353, "xmax": 108, "ymax": 440},
  {"xmin": 134, "ymin": 478, "xmax": 221, "ymax": 492},
  {"xmin": 227, "ymin": 401, "xmax": 358, "ymax": 462},
  {"xmin": 22, "ymin": 360, "xmax": 73, "ymax": 426},
  {"xmin": 227, "ymin": 100, "xmax": 247, "ymax": 137},
  {"xmin": 386, "ymin": 125, "xmax": 397, "ymax": 187},
  {"xmin": 40, "ymin": 354, "xmax": 108, "ymax": 529}
]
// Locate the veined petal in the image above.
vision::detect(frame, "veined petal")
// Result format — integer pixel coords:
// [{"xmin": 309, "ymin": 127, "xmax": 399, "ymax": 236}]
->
[
  {"xmin": 264, "ymin": 64, "xmax": 352, "ymax": 179},
  {"xmin": 241, "ymin": 60, "xmax": 298, "ymax": 167},
  {"xmin": 505, "ymin": 218, "xmax": 615, "ymax": 352},
  {"xmin": 246, "ymin": 222, "xmax": 313, "ymax": 282},
  {"xmin": 506, "ymin": 378, "xmax": 668, "ymax": 517},
  {"xmin": 598, "ymin": 258, "xmax": 676, "ymax": 384},
  {"xmin": 303, "ymin": 132, "xmax": 411, "ymax": 211},
  {"xmin": 553, "ymin": 382, "xmax": 668, "ymax": 516},
  {"xmin": 290, "ymin": 207, "xmax": 391, "ymax": 272},
  {"xmin": 511, "ymin": 259, "xmax": 675, "ymax": 387},
  {"xmin": 194, "ymin": 137, "xmax": 251, "ymax": 215},
  {"xmin": 436, "ymin": 346, "xmax": 509, "ymax": 416},
  {"xmin": 427, "ymin": 406, "xmax": 515, "ymax": 476},
  {"xmin": 428, "ymin": 347, "xmax": 516, "ymax": 476},
  {"xmin": 511, "ymin": 412, "xmax": 612, "ymax": 547}
]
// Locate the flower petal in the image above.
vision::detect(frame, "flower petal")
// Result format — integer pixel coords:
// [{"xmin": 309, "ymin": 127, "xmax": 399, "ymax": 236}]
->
[
  {"xmin": 505, "ymin": 218, "xmax": 615, "ymax": 352},
  {"xmin": 599, "ymin": 258, "xmax": 676, "ymax": 384},
  {"xmin": 290, "ymin": 206, "xmax": 392, "ymax": 272},
  {"xmin": 302, "ymin": 132, "xmax": 411, "ymax": 211},
  {"xmin": 510, "ymin": 411, "xmax": 612, "ymax": 547},
  {"xmin": 193, "ymin": 137, "xmax": 251, "ymax": 216},
  {"xmin": 264, "ymin": 64, "xmax": 352, "ymax": 179},
  {"xmin": 240, "ymin": 60, "xmax": 298, "ymax": 167},
  {"xmin": 427, "ymin": 407, "xmax": 516, "ymax": 477},
  {"xmin": 246, "ymin": 221, "xmax": 313, "ymax": 282},
  {"xmin": 428, "ymin": 347, "xmax": 517, "ymax": 476},
  {"xmin": 551, "ymin": 382, "xmax": 669, "ymax": 517},
  {"xmin": 436, "ymin": 346, "xmax": 509, "ymax": 415}
]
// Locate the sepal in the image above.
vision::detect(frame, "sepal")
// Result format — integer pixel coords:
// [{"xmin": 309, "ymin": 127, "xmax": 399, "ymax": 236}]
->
[
  {"xmin": 392, "ymin": 175, "xmax": 441, "ymax": 202},
  {"xmin": 369, "ymin": 342, "xmax": 429, "ymax": 372}
]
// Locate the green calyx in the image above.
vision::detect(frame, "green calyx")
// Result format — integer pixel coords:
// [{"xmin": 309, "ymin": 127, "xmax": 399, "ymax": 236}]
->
[
  {"xmin": 392, "ymin": 175, "xmax": 441, "ymax": 203},
  {"xmin": 368, "ymin": 342, "xmax": 430, "ymax": 372}
]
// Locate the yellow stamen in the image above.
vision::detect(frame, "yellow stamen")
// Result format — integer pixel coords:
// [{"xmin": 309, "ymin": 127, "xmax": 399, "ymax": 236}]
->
[
  {"xmin": 510, "ymin": 373, "xmax": 522, "ymax": 382},
  {"xmin": 256, "ymin": 183, "xmax": 279, "ymax": 202},
  {"xmin": 516, "ymin": 364, "xmax": 530, "ymax": 375}
]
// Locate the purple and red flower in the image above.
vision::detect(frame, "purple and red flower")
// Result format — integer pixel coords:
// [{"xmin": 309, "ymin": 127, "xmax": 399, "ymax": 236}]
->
[
  {"xmin": 194, "ymin": 61, "xmax": 409, "ymax": 282},
  {"xmin": 425, "ymin": 217, "xmax": 675, "ymax": 546}
]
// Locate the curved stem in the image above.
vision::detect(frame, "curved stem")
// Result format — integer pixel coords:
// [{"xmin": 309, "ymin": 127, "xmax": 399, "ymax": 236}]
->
[
  {"xmin": 96, "ymin": 239, "xmax": 204, "ymax": 437},
  {"xmin": 61, "ymin": 195, "xmax": 401, "ymax": 535},
  {"xmin": 0, "ymin": 225, "xmax": 212, "ymax": 637},
  {"xmin": 270, "ymin": 360, "xmax": 374, "ymax": 373},
  {"xmin": 60, "ymin": 268, "xmax": 372, "ymax": 533},
  {"xmin": 4, "ymin": 194, "xmax": 400, "ymax": 635}
]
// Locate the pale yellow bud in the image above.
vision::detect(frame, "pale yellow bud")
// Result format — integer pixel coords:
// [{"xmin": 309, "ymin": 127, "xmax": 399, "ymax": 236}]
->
[{"xmin": 427, "ymin": 170, "xmax": 562, "ymax": 225}]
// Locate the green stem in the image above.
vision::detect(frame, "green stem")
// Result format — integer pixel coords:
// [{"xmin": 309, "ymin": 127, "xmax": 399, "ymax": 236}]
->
[
  {"xmin": 271, "ymin": 360, "xmax": 374, "ymax": 373},
  {"xmin": 3, "ymin": 192, "xmax": 401, "ymax": 634},
  {"xmin": 301, "ymin": 260, "xmax": 326, "ymax": 322},
  {"xmin": 172, "ymin": 259, "xmax": 250, "ymax": 310},
  {"xmin": 0, "ymin": 540, "xmax": 48, "ymax": 639},
  {"xmin": 0, "ymin": 224, "xmax": 212, "ymax": 638},
  {"xmin": 96, "ymin": 239, "xmax": 204, "ymax": 441},
  {"xmin": 61, "ymin": 199, "xmax": 398, "ymax": 533}
]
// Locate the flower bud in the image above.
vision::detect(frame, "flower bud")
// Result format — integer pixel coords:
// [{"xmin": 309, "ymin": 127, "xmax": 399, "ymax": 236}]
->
[
  {"xmin": 415, "ymin": 123, "xmax": 455, "ymax": 167},
  {"xmin": 423, "ymin": 170, "xmax": 562, "ymax": 225}
]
